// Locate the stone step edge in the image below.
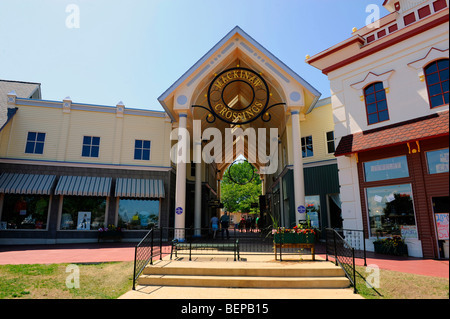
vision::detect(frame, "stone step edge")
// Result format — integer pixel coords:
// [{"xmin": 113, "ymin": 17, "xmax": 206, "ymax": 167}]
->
[
  {"xmin": 143, "ymin": 267, "xmax": 345, "ymax": 277},
  {"xmin": 138, "ymin": 275, "xmax": 350, "ymax": 288}
]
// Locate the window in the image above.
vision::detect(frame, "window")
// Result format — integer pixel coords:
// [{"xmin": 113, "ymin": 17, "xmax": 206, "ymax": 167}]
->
[
  {"xmin": 305, "ymin": 195, "xmax": 320, "ymax": 228},
  {"xmin": 424, "ymin": 59, "xmax": 449, "ymax": 108},
  {"xmin": 1, "ymin": 195, "xmax": 50, "ymax": 230},
  {"xmin": 426, "ymin": 148, "xmax": 449, "ymax": 174},
  {"xmin": 301, "ymin": 136, "xmax": 314, "ymax": 158},
  {"xmin": 117, "ymin": 199, "xmax": 160, "ymax": 230},
  {"xmin": 82, "ymin": 136, "xmax": 100, "ymax": 157},
  {"xmin": 134, "ymin": 140, "xmax": 151, "ymax": 160},
  {"xmin": 364, "ymin": 156, "xmax": 409, "ymax": 182},
  {"xmin": 364, "ymin": 82, "xmax": 389, "ymax": 125},
  {"xmin": 326, "ymin": 131, "xmax": 335, "ymax": 154},
  {"xmin": 25, "ymin": 132, "xmax": 46, "ymax": 154},
  {"xmin": 366, "ymin": 184, "xmax": 416, "ymax": 238},
  {"xmin": 60, "ymin": 196, "xmax": 106, "ymax": 230}
]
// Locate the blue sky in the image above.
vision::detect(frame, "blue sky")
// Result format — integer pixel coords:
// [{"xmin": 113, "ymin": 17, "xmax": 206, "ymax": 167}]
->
[{"xmin": 0, "ymin": 0, "xmax": 389, "ymax": 112}]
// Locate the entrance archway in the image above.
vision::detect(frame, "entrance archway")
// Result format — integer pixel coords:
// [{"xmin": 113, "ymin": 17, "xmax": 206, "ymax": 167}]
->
[{"xmin": 158, "ymin": 26, "xmax": 321, "ymax": 240}]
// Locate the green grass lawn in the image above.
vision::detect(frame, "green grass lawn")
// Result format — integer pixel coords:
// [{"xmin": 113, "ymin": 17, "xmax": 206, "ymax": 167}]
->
[
  {"xmin": 0, "ymin": 262, "xmax": 134, "ymax": 299},
  {"xmin": 354, "ymin": 265, "xmax": 449, "ymax": 299},
  {"xmin": 0, "ymin": 262, "xmax": 448, "ymax": 299}
]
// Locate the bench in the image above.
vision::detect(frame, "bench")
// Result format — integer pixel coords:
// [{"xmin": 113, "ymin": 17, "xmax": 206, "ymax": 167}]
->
[
  {"xmin": 274, "ymin": 243, "xmax": 315, "ymax": 261},
  {"xmin": 171, "ymin": 239, "xmax": 240, "ymax": 261}
]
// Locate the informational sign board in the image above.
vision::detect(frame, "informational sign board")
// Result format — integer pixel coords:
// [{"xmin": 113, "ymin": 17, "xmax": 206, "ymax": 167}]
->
[
  {"xmin": 400, "ymin": 225, "xmax": 418, "ymax": 238},
  {"xmin": 435, "ymin": 213, "xmax": 449, "ymax": 240}
]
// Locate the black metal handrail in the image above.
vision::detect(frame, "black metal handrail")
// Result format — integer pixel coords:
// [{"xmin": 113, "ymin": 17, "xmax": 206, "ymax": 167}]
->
[
  {"xmin": 132, "ymin": 227, "xmax": 164, "ymax": 290},
  {"xmin": 325, "ymin": 228, "xmax": 357, "ymax": 294},
  {"xmin": 334, "ymin": 228, "xmax": 367, "ymax": 266}
]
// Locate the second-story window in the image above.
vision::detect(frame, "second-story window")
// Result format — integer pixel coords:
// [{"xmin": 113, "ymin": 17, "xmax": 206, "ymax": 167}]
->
[
  {"xmin": 82, "ymin": 136, "xmax": 100, "ymax": 158},
  {"xmin": 301, "ymin": 135, "xmax": 314, "ymax": 158},
  {"xmin": 25, "ymin": 132, "xmax": 46, "ymax": 154},
  {"xmin": 364, "ymin": 82, "xmax": 389, "ymax": 125},
  {"xmin": 134, "ymin": 140, "xmax": 151, "ymax": 160},
  {"xmin": 424, "ymin": 59, "xmax": 449, "ymax": 108},
  {"xmin": 326, "ymin": 131, "xmax": 335, "ymax": 154}
]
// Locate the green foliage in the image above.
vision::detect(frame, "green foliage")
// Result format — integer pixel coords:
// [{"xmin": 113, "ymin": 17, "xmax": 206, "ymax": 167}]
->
[{"xmin": 221, "ymin": 160, "xmax": 261, "ymax": 214}]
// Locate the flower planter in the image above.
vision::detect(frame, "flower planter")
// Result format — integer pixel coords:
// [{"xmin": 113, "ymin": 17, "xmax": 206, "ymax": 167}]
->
[
  {"xmin": 274, "ymin": 232, "xmax": 315, "ymax": 244},
  {"xmin": 373, "ymin": 241, "xmax": 408, "ymax": 256},
  {"xmin": 98, "ymin": 231, "xmax": 123, "ymax": 242}
]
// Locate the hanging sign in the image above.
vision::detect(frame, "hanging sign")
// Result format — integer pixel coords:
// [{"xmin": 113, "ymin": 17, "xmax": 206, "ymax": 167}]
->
[{"xmin": 207, "ymin": 67, "xmax": 270, "ymax": 125}]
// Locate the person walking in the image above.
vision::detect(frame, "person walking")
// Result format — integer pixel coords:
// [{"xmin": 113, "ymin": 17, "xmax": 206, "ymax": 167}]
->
[
  {"xmin": 220, "ymin": 212, "xmax": 230, "ymax": 239},
  {"xmin": 210, "ymin": 214, "xmax": 219, "ymax": 239}
]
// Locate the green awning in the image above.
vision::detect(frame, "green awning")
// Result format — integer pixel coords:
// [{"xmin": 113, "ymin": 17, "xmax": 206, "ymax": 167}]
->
[
  {"xmin": 0, "ymin": 173, "xmax": 56, "ymax": 195},
  {"xmin": 115, "ymin": 178, "xmax": 165, "ymax": 198},
  {"xmin": 55, "ymin": 176, "xmax": 112, "ymax": 197}
]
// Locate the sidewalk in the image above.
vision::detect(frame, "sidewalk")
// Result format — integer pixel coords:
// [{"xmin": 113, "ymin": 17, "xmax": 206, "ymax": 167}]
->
[{"xmin": 0, "ymin": 242, "xmax": 448, "ymax": 278}]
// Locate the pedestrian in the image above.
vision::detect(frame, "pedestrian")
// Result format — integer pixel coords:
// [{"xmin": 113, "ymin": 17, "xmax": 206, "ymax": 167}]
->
[
  {"xmin": 210, "ymin": 214, "xmax": 219, "ymax": 239},
  {"xmin": 220, "ymin": 212, "xmax": 230, "ymax": 239}
]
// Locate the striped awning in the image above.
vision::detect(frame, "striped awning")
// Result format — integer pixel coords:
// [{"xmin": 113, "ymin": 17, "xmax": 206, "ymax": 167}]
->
[
  {"xmin": 0, "ymin": 173, "xmax": 56, "ymax": 195},
  {"xmin": 55, "ymin": 176, "xmax": 112, "ymax": 197},
  {"xmin": 115, "ymin": 178, "xmax": 165, "ymax": 198}
]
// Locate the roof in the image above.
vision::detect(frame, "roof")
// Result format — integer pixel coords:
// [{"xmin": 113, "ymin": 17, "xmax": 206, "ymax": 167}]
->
[
  {"xmin": 158, "ymin": 26, "xmax": 321, "ymax": 120},
  {"xmin": 334, "ymin": 110, "xmax": 449, "ymax": 156},
  {"xmin": 0, "ymin": 80, "xmax": 41, "ymax": 105}
]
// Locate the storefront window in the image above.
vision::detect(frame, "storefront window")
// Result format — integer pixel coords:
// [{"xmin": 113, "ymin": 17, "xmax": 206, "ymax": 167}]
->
[
  {"xmin": 60, "ymin": 196, "xmax": 106, "ymax": 230},
  {"xmin": 426, "ymin": 148, "xmax": 449, "ymax": 174},
  {"xmin": 366, "ymin": 184, "xmax": 416, "ymax": 238},
  {"xmin": 0, "ymin": 194, "xmax": 49, "ymax": 230},
  {"xmin": 118, "ymin": 199, "xmax": 159, "ymax": 230},
  {"xmin": 364, "ymin": 156, "xmax": 409, "ymax": 182},
  {"xmin": 305, "ymin": 195, "xmax": 320, "ymax": 228}
]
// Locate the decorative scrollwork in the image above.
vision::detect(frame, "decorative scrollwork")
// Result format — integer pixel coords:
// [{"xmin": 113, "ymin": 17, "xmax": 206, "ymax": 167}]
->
[
  {"xmin": 192, "ymin": 105, "xmax": 217, "ymax": 123},
  {"xmin": 261, "ymin": 103, "xmax": 286, "ymax": 122}
]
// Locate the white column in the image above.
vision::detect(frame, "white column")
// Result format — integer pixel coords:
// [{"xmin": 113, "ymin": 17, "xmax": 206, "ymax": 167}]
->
[
  {"xmin": 291, "ymin": 110, "xmax": 306, "ymax": 223},
  {"xmin": 174, "ymin": 113, "xmax": 188, "ymax": 240},
  {"xmin": 194, "ymin": 140, "xmax": 202, "ymax": 237}
]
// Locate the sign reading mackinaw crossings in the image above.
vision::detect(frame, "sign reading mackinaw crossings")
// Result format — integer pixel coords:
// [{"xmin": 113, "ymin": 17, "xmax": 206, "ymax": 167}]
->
[{"xmin": 207, "ymin": 67, "xmax": 270, "ymax": 125}]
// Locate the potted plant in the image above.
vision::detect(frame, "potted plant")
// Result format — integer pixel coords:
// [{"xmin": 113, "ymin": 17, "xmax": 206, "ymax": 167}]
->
[{"xmin": 373, "ymin": 235, "xmax": 408, "ymax": 256}]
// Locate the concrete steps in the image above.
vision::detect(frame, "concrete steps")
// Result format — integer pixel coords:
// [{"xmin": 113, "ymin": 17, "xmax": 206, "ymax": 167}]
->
[{"xmin": 137, "ymin": 260, "xmax": 350, "ymax": 289}]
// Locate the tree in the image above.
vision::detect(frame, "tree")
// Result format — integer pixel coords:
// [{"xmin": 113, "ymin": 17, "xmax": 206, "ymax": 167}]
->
[{"xmin": 221, "ymin": 160, "xmax": 262, "ymax": 214}]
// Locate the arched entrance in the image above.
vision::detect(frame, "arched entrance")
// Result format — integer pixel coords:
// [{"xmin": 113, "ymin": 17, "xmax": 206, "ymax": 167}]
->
[{"xmin": 158, "ymin": 26, "xmax": 321, "ymax": 240}]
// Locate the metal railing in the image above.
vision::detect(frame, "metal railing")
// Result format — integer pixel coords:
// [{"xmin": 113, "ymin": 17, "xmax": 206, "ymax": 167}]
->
[
  {"xmin": 132, "ymin": 227, "xmax": 170, "ymax": 290},
  {"xmin": 325, "ymin": 228, "xmax": 360, "ymax": 293}
]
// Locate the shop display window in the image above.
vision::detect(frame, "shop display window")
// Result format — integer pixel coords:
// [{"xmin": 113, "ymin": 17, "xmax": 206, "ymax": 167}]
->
[
  {"xmin": 60, "ymin": 196, "xmax": 106, "ymax": 230},
  {"xmin": 364, "ymin": 156, "xmax": 409, "ymax": 182},
  {"xmin": 366, "ymin": 184, "xmax": 417, "ymax": 238},
  {"xmin": 426, "ymin": 148, "xmax": 449, "ymax": 174},
  {"xmin": 118, "ymin": 199, "xmax": 159, "ymax": 230},
  {"xmin": 1, "ymin": 194, "xmax": 49, "ymax": 230},
  {"xmin": 305, "ymin": 195, "xmax": 320, "ymax": 228}
]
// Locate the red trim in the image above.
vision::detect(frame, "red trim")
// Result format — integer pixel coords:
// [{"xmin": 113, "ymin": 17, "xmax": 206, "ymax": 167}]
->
[
  {"xmin": 306, "ymin": 36, "xmax": 365, "ymax": 64},
  {"xmin": 433, "ymin": 0, "xmax": 448, "ymax": 12},
  {"xmin": 418, "ymin": 5, "xmax": 432, "ymax": 19},
  {"xmin": 321, "ymin": 13, "xmax": 449, "ymax": 75},
  {"xmin": 404, "ymin": 12, "xmax": 417, "ymax": 26},
  {"xmin": 388, "ymin": 24, "xmax": 398, "ymax": 33}
]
